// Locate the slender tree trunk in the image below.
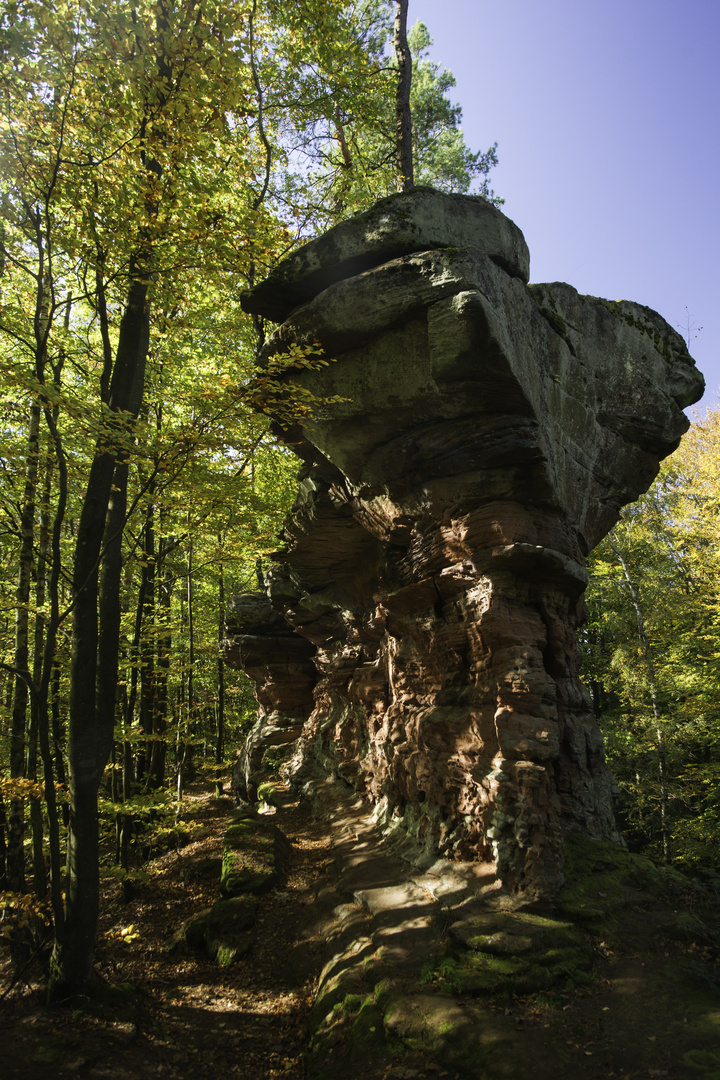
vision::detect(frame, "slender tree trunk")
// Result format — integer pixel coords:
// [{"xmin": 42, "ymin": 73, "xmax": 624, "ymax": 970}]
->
[
  {"xmin": 9, "ymin": 262, "xmax": 54, "ymax": 897},
  {"xmin": 177, "ymin": 535, "xmax": 194, "ymax": 800},
  {"xmin": 216, "ymin": 546, "xmax": 226, "ymax": 796},
  {"xmin": 393, "ymin": 0, "xmax": 414, "ymax": 190},
  {"xmin": 149, "ymin": 554, "xmax": 171, "ymax": 788},
  {"xmin": 50, "ymin": 653, "xmax": 68, "ymax": 826},
  {"xmin": 117, "ymin": 554, "xmax": 143, "ymax": 886},
  {"xmin": 610, "ymin": 538, "xmax": 671, "ymax": 864},
  {"xmin": 36, "ymin": 387, "xmax": 69, "ymax": 942},
  {"xmin": 48, "ymin": 277, "xmax": 150, "ymax": 1002},
  {"xmin": 29, "ymin": 304, "xmax": 67, "ymax": 902},
  {"xmin": 0, "ymin": 791, "xmax": 8, "ymax": 890},
  {"xmin": 8, "ymin": 400, "xmax": 42, "ymax": 893},
  {"xmin": 28, "ymin": 431, "xmax": 57, "ymax": 898},
  {"xmin": 138, "ymin": 501, "xmax": 156, "ymax": 780}
]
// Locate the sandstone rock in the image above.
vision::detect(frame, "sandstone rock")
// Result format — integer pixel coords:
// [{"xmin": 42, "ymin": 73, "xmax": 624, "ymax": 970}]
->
[
  {"xmin": 224, "ymin": 589, "xmax": 316, "ymax": 799},
  {"xmin": 242, "ymin": 186, "xmax": 530, "ymax": 323},
  {"xmin": 225, "ymin": 190, "xmax": 704, "ymax": 899},
  {"xmin": 220, "ymin": 807, "xmax": 292, "ymax": 897},
  {"xmin": 175, "ymin": 896, "xmax": 258, "ymax": 964}
]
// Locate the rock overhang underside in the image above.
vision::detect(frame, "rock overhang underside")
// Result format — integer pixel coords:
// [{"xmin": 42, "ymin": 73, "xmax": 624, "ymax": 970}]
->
[{"xmin": 228, "ymin": 188, "xmax": 704, "ymax": 899}]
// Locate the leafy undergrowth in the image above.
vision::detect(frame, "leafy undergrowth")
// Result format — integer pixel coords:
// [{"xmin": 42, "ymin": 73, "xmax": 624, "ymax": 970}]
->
[
  {"xmin": 0, "ymin": 781, "xmax": 332, "ymax": 1080},
  {"xmin": 2, "ymin": 790, "xmax": 720, "ymax": 1080}
]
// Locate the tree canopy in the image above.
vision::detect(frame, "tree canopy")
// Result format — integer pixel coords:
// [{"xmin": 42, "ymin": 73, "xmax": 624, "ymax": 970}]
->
[
  {"xmin": 583, "ymin": 406, "xmax": 720, "ymax": 872},
  {"xmin": 0, "ymin": 0, "xmax": 504, "ymax": 998}
]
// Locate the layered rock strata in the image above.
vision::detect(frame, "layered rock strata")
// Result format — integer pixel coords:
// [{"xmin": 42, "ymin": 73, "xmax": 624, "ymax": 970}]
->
[
  {"xmin": 225, "ymin": 593, "xmax": 316, "ymax": 798},
  {"xmin": 227, "ymin": 189, "xmax": 703, "ymax": 898}
]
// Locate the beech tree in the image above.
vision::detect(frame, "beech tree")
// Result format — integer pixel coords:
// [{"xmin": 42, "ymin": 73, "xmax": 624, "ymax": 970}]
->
[
  {"xmin": 0, "ymin": 0, "xmax": 382, "ymax": 1000},
  {"xmin": 0, "ymin": 0, "xmax": 503, "ymax": 1001},
  {"xmin": 584, "ymin": 408, "xmax": 720, "ymax": 870}
]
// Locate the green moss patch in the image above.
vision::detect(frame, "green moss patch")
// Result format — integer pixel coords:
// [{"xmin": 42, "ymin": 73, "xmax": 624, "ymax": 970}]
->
[
  {"xmin": 555, "ymin": 833, "xmax": 688, "ymax": 924},
  {"xmin": 220, "ymin": 807, "xmax": 292, "ymax": 898},
  {"xmin": 308, "ymin": 987, "xmax": 391, "ymax": 1079},
  {"xmin": 420, "ymin": 908, "xmax": 594, "ymax": 997},
  {"xmin": 175, "ymin": 896, "xmax": 258, "ymax": 965}
]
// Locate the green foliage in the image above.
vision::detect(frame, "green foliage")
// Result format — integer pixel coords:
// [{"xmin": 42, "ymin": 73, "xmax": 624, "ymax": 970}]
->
[
  {"xmin": 407, "ymin": 22, "xmax": 500, "ymax": 197},
  {"xmin": 0, "ymin": 0, "xmax": 503, "ymax": 994},
  {"xmin": 584, "ymin": 407, "xmax": 720, "ymax": 870},
  {"xmin": 287, "ymin": 3, "xmax": 500, "ymax": 226}
]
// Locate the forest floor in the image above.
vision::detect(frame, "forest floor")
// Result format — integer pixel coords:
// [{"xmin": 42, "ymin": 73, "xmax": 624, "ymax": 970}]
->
[{"xmin": 1, "ymin": 779, "xmax": 720, "ymax": 1080}]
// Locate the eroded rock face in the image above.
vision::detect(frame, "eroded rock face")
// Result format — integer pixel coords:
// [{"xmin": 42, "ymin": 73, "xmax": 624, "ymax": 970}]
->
[
  {"xmin": 225, "ymin": 591, "xmax": 316, "ymax": 797},
  {"xmin": 226, "ymin": 189, "xmax": 703, "ymax": 898}
]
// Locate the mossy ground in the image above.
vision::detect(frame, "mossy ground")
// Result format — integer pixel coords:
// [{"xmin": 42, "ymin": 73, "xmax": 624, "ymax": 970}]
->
[
  {"xmin": 3, "ymin": 790, "xmax": 720, "ymax": 1080},
  {"xmin": 304, "ymin": 834, "xmax": 720, "ymax": 1079}
]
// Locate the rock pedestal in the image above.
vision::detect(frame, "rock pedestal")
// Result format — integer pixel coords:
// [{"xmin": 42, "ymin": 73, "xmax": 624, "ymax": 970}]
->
[{"xmin": 227, "ymin": 189, "xmax": 703, "ymax": 898}]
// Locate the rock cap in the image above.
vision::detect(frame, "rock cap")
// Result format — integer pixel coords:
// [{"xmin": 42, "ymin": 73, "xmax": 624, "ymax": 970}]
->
[{"xmin": 242, "ymin": 187, "xmax": 530, "ymax": 323}]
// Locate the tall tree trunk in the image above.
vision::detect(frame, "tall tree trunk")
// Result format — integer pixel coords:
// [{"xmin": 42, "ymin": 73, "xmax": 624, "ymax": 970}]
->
[
  {"xmin": 393, "ymin": 0, "xmax": 414, "ymax": 190},
  {"xmin": 216, "ymin": 546, "xmax": 226, "ymax": 796},
  {"xmin": 149, "ymin": 553, "xmax": 171, "ymax": 788},
  {"xmin": 28, "ymin": 430, "xmax": 57, "ymax": 898},
  {"xmin": 177, "ymin": 535, "xmax": 194, "ymax": 800},
  {"xmin": 0, "ymin": 791, "xmax": 8, "ymax": 890},
  {"xmin": 8, "ymin": 399, "xmax": 41, "ymax": 894},
  {"xmin": 9, "ymin": 257, "xmax": 53, "ymax": 896},
  {"xmin": 36, "ymin": 391, "xmax": 69, "ymax": 943},
  {"xmin": 29, "ymin": 302, "xmax": 67, "ymax": 901},
  {"xmin": 138, "ymin": 500, "xmax": 156, "ymax": 781},
  {"xmin": 48, "ymin": 277, "xmax": 150, "ymax": 1002},
  {"xmin": 117, "ymin": 553, "xmax": 144, "ymax": 886}
]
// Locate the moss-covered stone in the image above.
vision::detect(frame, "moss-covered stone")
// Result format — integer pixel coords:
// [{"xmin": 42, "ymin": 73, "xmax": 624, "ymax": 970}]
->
[
  {"xmin": 308, "ymin": 986, "xmax": 392, "ymax": 1079},
  {"xmin": 220, "ymin": 807, "xmax": 291, "ymax": 898},
  {"xmin": 175, "ymin": 896, "xmax": 258, "ymax": 965},
  {"xmin": 554, "ymin": 833, "xmax": 687, "ymax": 923},
  {"xmin": 425, "ymin": 907, "xmax": 596, "ymax": 996}
]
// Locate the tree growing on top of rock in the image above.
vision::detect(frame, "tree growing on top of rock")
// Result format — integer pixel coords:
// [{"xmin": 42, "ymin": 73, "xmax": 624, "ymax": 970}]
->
[{"xmin": 287, "ymin": 0, "xmax": 500, "ymax": 224}]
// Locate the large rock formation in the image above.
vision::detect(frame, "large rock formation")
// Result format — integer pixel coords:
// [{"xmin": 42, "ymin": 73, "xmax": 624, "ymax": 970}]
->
[{"xmin": 227, "ymin": 188, "xmax": 703, "ymax": 898}]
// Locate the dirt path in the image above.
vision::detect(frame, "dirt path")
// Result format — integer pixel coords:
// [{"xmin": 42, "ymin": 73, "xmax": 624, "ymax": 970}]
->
[
  {"xmin": 0, "ymin": 783, "xmax": 332, "ymax": 1079},
  {"xmin": 2, "ymin": 780, "xmax": 720, "ymax": 1080}
]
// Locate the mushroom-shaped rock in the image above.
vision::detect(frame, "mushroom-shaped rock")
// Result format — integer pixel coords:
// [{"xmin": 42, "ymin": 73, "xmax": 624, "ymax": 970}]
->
[{"xmin": 226, "ymin": 190, "xmax": 703, "ymax": 898}]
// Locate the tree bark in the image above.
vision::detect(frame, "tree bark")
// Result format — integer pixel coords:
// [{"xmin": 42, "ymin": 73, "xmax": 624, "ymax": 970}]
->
[
  {"xmin": 216, "ymin": 547, "xmax": 226, "ymax": 796},
  {"xmin": 138, "ymin": 501, "xmax": 156, "ymax": 780},
  {"xmin": 8, "ymin": 399, "xmax": 42, "ymax": 894},
  {"xmin": 149, "ymin": 552, "xmax": 171, "ymax": 788},
  {"xmin": 176, "ymin": 534, "xmax": 195, "ymax": 800},
  {"xmin": 393, "ymin": 0, "xmax": 414, "ymax": 190},
  {"xmin": 48, "ymin": 277, "xmax": 149, "ymax": 1002}
]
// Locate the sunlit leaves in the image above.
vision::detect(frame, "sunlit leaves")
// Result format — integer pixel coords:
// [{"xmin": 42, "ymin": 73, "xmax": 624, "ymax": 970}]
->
[{"xmin": 584, "ymin": 407, "xmax": 720, "ymax": 868}]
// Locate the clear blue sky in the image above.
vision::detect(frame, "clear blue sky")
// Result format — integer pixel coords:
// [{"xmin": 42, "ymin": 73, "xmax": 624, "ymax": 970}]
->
[{"xmin": 409, "ymin": 0, "xmax": 718, "ymax": 416}]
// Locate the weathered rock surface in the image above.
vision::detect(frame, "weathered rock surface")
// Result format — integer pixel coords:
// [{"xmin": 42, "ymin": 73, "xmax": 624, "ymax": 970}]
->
[
  {"xmin": 225, "ymin": 592, "xmax": 316, "ymax": 800},
  {"xmin": 226, "ymin": 188, "xmax": 703, "ymax": 899},
  {"xmin": 221, "ymin": 806, "xmax": 292, "ymax": 898},
  {"xmin": 241, "ymin": 186, "xmax": 530, "ymax": 323}
]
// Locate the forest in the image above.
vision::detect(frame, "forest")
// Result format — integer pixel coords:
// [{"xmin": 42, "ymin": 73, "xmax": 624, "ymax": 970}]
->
[{"xmin": 0, "ymin": 0, "xmax": 716, "ymax": 1032}]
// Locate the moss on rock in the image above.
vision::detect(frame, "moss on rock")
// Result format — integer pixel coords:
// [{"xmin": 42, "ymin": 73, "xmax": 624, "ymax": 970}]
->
[
  {"xmin": 421, "ymin": 907, "xmax": 595, "ymax": 997},
  {"xmin": 175, "ymin": 896, "xmax": 258, "ymax": 964},
  {"xmin": 554, "ymin": 833, "xmax": 688, "ymax": 923},
  {"xmin": 220, "ymin": 806, "xmax": 291, "ymax": 898}
]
